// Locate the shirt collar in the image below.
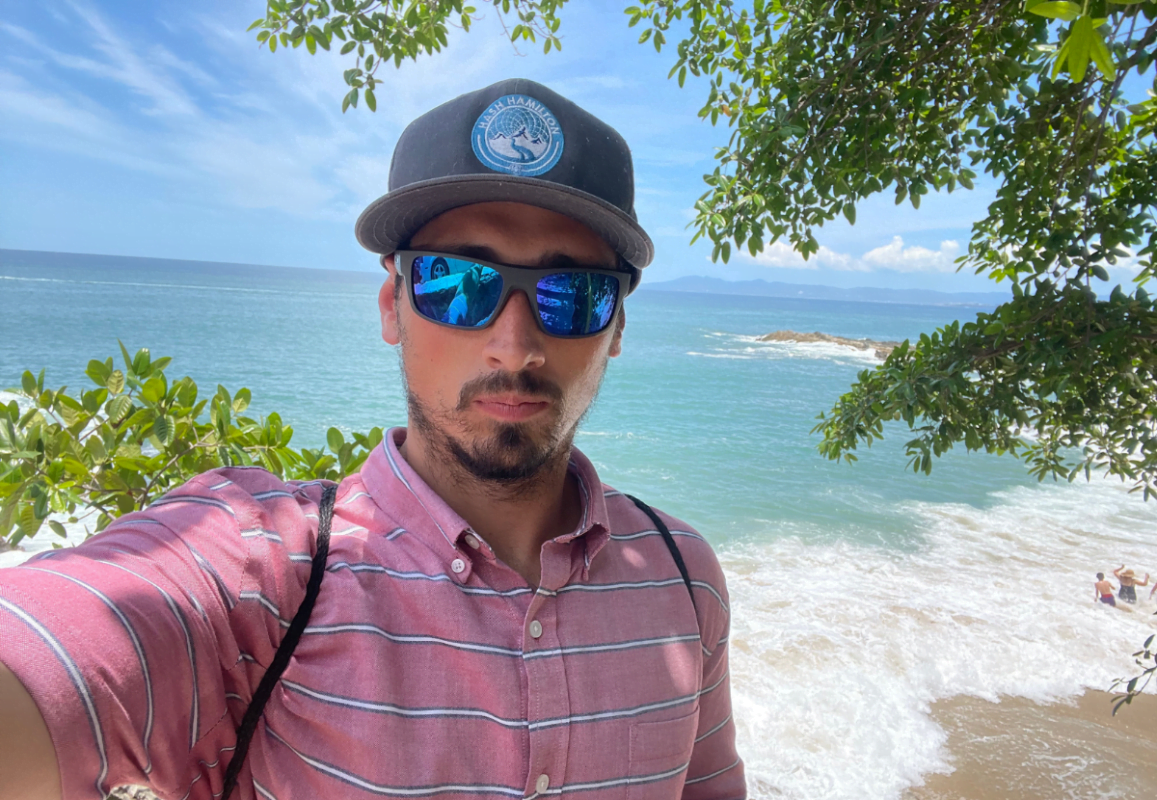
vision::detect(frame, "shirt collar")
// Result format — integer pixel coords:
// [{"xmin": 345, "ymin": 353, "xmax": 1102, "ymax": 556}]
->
[{"xmin": 360, "ymin": 427, "xmax": 611, "ymax": 575}]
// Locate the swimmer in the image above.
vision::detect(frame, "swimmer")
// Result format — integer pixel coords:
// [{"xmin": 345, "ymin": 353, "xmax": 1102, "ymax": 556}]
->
[
  {"xmin": 1113, "ymin": 565, "xmax": 1149, "ymax": 604},
  {"xmin": 1095, "ymin": 572, "xmax": 1117, "ymax": 607}
]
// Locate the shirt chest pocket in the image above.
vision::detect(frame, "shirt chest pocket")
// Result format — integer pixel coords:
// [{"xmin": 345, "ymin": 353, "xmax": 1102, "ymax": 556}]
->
[{"xmin": 627, "ymin": 708, "xmax": 699, "ymax": 800}]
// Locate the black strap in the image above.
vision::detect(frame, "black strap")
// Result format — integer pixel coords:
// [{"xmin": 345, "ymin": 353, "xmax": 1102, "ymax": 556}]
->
[
  {"xmin": 624, "ymin": 494, "xmax": 696, "ymax": 612},
  {"xmin": 221, "ymin": 483, "xmax": 336, "ymax": 800},
  {"xmin": 219, "ymin": 487, "xmax": 686, "ymax": 798}
]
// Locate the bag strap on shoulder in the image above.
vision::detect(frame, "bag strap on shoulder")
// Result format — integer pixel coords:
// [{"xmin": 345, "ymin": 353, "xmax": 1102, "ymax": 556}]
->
[
  {"xmin": 624, "ymin": 494, "xmax": 696, "ymax": 612},
  {"xmin": 221, "ymin": 483, "xmax": 337, "ymax": 800},
  {"xmin": 219, "ymin": 487, "xmax": 687, "ymax": 798}
]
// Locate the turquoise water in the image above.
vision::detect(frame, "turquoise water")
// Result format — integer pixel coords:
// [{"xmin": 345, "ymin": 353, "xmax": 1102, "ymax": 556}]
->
[
  {"xmin": 5, "ymin": 253, "xmax": 1157, "ymax": 799},
  {"xmin": 0, "ymin": 254, "xmax": 1030, "ymax": 547}
]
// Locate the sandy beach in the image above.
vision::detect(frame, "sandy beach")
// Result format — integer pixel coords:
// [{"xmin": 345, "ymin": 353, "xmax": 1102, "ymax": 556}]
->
[{"xmin": 905, "ymin": 690, "xmax": 1157, "ymax": 799}]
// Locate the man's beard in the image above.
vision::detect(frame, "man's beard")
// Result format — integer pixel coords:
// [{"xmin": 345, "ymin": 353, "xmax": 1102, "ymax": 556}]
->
[{"xmin": 405, "ymin": 366, "xmax": 593, "ymax": 491}]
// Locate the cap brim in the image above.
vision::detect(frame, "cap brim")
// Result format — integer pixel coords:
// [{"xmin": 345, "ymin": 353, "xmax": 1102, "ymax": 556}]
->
[{"xmin": 354, "ymin": 174, "xmax": 654, "ymax": 269}]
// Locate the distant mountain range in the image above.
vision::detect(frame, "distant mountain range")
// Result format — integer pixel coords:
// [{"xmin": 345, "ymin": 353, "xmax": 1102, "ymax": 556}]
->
[
  {"xmin": 639, "ymin": 275, "xmax": 1009, "ymax": 307},
  {"xmin": 1, "ymin": 249, "xmax": 1010, "ymax": 307}
]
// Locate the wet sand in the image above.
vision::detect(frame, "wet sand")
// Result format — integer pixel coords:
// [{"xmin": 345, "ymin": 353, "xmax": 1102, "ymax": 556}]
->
[{"xmin": 905, "ymin": 690, "xmax": 1157, "ymax": 799}]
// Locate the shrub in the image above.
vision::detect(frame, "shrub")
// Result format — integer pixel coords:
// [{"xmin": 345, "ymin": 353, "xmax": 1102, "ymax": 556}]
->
[{"xmin": 0, "ymin": 343, "xmax": 380, "ymax": 546}]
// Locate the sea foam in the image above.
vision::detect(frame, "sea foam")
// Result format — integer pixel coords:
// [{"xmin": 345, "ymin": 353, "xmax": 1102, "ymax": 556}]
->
[{"xmin": 725, "ymin": 477, "xmax": 1157, "ymax": 799}]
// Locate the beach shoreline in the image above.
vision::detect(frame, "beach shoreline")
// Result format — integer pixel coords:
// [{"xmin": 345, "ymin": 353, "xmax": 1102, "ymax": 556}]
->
[{"xmin": 904, "ymin": 689, "xmax": 1157, "ymax": 799}]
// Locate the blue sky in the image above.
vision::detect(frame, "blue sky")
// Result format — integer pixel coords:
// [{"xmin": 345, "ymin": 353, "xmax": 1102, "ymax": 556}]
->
[{"xmin": 0, "ymin": 0, "xmax": 1072, "ymax": 291}]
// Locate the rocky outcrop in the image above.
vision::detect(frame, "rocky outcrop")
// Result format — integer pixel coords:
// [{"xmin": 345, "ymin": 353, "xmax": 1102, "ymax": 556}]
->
[{"xmin": 759, "ymin": 330, "xmax": 901, "ymax": 360}]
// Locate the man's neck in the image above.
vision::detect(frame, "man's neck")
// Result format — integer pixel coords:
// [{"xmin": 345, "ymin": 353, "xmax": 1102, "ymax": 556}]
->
[{"xmin": 399, "ymin": 429, "xmax": 582, "ymax": 587}]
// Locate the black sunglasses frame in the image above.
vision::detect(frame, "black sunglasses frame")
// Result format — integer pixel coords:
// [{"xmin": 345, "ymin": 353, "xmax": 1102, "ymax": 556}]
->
[{"xmin": 393, "ymin": 250, "xmax": 630, "ymax": 339}]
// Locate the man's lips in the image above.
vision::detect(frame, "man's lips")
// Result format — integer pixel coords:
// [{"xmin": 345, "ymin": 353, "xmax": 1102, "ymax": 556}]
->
[{"xmin": 471, "ymin": 395, "xmax": 551, "ymax": 422}]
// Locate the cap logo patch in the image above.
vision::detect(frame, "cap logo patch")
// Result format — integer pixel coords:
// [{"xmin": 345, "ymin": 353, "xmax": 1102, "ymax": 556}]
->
[{"xmin": 472, "ymin": 94, "xmax": 564, "ymax": 177}]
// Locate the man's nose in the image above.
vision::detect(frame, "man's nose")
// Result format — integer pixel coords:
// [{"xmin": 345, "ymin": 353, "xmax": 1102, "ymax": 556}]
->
[{"xmin": 482, "ymin": 290, "xmax": 546, "ymax": 373}]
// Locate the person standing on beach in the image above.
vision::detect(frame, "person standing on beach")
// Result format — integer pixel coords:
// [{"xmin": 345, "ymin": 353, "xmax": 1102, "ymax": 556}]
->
[
  {"xmin": 0, "ymin": 80, "xmax": 744, "ymax": 800},
  {"xmin": 1095, "ymin": 573, "xmax": 1116, "ymax": 606},
  {"xmin": 1114, "ymin": 565, "xmax": 1149, "ymax": 604}
]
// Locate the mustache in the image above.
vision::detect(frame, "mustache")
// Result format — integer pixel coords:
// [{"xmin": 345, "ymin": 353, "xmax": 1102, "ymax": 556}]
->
[{"xmin": 456, "ymin": 371, "xmax": 564, "ymax": 412}]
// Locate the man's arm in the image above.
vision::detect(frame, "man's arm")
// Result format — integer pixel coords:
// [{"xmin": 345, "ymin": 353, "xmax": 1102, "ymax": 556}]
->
[{"xmin": 0, "ymin": 660, "xmax": 61, "ymax": 800}]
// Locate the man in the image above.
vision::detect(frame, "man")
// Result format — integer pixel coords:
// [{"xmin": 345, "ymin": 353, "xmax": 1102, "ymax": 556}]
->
[
  {"xmin": 1094, "ymin": 572, "xmax": 1116, "ymax": 606},
  {"xmin": 0, "ymin": 80, "xmax": 744, "ymax": 800}
]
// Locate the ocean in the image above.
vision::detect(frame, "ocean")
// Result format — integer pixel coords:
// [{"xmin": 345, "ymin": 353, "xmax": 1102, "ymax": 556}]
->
[{"xmin": 2, "ymin": 251, "xmax": 1156, "ymax": 799}]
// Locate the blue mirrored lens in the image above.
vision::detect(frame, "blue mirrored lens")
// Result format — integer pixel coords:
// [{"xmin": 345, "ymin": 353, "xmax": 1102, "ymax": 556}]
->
[
  {"xmin": 411, "ymin": 256, "xmax": 503, "ymax": 327},
  {"xmin": 536, "ymin": 272, "xmax": 620, "ymax": 336}
]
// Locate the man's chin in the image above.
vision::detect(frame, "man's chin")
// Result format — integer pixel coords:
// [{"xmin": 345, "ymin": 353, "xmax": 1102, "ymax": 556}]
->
[{"xmin": 449, "ymin": 422, "xmax": 565, "ymax": 484}]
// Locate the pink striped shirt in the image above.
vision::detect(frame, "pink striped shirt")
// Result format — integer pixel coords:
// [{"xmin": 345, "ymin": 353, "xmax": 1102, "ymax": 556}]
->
[{"xmin": 0, "ymin": 428, "xmax": 744, "ymax": 800}]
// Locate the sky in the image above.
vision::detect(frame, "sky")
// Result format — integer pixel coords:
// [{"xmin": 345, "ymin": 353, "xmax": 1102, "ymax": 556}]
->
[{"xmin": 0, "ymin": 0, "xmax": 1084, "ymax": 292}]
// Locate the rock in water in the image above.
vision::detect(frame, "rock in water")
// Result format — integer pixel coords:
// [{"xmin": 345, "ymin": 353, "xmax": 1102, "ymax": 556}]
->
[{"xmin": 758, "ymin": 330, "xmax": 901, "ymax": 360}]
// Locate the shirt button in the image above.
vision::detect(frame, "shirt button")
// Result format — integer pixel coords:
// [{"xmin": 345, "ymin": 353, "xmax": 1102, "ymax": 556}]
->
[
  {"xmin": 464, "ymin": 534, "xmax": 481, "ymax": 550},
  {"xmin": 450, "ymin": 558, "xmax": 466, "ymax": 574},
  {"xmin": 535, "ymin": 774, "xmax": 550, "ymax": 794},
  {"xmin": 529, "ymin": 620, "xmax": 543, "ymax": 639}
]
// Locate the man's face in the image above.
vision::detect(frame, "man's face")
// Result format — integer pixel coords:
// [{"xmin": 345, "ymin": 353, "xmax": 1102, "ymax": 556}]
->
[{"xmin": 378, "ymin": 201, "xmax": 625, "ymax": 486}]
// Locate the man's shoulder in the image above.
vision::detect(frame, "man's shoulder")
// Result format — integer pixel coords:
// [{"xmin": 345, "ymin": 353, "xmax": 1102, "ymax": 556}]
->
[
  {"xmin": 115, "ymin": 466, "xmax": 342, "ymax": 559},
  {"xmin": 162, "ymin": 466, "xmax": 333, "ymax": 517},
  {"xmin": 600, "ymin": 486, "xmax": 728, "ymax": 592}
]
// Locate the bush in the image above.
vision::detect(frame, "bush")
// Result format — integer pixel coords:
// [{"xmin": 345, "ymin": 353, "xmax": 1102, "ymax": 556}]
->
[{"xmin": 0, "ymin": 343, "xmax": 380, "ymax": 546}]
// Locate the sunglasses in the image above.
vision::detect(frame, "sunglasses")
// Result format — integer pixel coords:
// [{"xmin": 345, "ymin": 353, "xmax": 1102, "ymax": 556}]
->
[{"xmin": 395, "ymin": 250, "xmax": 630, "ymax": 338}]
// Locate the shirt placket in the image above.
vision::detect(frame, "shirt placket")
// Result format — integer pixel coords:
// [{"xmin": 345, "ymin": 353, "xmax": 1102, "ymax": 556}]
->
[{"xmin": 523, "ymin": 539, "xmax": 572, "ymax": 798}]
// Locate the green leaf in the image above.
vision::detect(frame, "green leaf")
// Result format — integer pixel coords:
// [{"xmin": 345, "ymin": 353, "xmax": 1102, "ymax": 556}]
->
[
  {"xmin": 152, "ymin": 415, "xmax": 173, "ymax": 445},
  {"xmin": 21, "ymin": 371, "xmax": 37, "ymax": 397},
  {"xmin": 107, "ymin": 370, "xmax": 125, "ymax": 395},
  {"xmin": 85, "ymin": 437, "xmax": 108, "ymax": 463},
  {"xmin": 1066, "ymin": 16, "xmax": 1096, "ymax": 83},
  {"xmin": 843, "ymin": 204, "xmax": 856, "ymax": 225},
  {"xmin": 106, "ymin": 395, "xmax": 132, "ymax": 424},
  {"xmin": 141, "ymin": 377, "xmax": 166, "ymax": 405},
  {"xmin": 232, "ymin": 388, "xmax": 252, "ymax": 414},
  {"xmin": 86, "ymin": 359, "xmax": 112, "ymax": 387},
  {"xmin": 327, "ymin": 427, "xmax": 345, "ymax": 453},
  {"xmin": 19, "ymin": 504, "xmax": 41, "ymax": 540},
  {"xmin": 48, "ymin": 520, "xmax": 68, "ymax": 539},
  {"xmin": 1028, "ymin": 1, "xmax": 1081, "ymax": 20},
  {"xmin": 132, "ymin": 348, "xmax": 151, "ymax": 376},
  {"xmin": 365, "ymin": 87, "xmax": 377, "ymax": 112},
  {"xmin": 1089, "ymin": 30, "xmax": 1116, "ymax": 79}
]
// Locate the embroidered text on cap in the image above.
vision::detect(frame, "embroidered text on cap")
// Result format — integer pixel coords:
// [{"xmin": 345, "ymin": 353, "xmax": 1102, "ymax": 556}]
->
[{"xmin": 471, "ymin": 94, "xmax": 564, "ymax": 177}]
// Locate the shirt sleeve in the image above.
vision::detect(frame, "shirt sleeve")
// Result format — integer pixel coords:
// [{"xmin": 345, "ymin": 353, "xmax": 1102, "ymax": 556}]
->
[
  {"xmin": 674, "ymin": 520, "xmax": 746, "ymax": 800},
  {"xmin": 0, "ymin": 469, "xmax": 324, "ymax": 800}
]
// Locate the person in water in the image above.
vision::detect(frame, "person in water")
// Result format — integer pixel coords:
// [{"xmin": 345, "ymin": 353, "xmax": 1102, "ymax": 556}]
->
[
  {"xmin": 1095, "ymin": 572, "xmax": 1116, "ymax": 606},
  {"xmin": 1113, "ymin": 565, "xmax": 1149, "ymax": 604}
]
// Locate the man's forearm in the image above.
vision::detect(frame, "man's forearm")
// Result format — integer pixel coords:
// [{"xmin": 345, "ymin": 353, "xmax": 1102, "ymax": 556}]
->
[{"xmin": 0, "ymin": 661, "xmax": 61, "ymax": 800}]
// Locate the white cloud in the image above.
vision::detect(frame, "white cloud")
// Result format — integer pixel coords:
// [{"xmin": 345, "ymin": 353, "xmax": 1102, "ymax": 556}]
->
[
  {"xmin": 737, "ymin": 235, "xmax": 965, "ymax": 273},
  {"xmin": 742, "ymin": 240, "xmax": 863, "ymax": 271},
  {"xmin": 862, "ymin": 236, "xmax": 960, "ymax": 272},
  {"xmin": 64, "ymin": 2, "xmax": 200, "ymax": 117}
]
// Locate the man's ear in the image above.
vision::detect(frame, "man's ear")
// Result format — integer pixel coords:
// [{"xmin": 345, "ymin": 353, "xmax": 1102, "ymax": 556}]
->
[
  {"xmin": 378, "ymin": 254, "xmax": 401, "ymax": 345},
  {"xmin": 608, "ymin": 306, "xmax": 625, "ymax": 358}
]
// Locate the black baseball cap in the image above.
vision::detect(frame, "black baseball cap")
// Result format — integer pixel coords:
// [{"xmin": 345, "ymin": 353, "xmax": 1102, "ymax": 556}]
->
[{"xmin": 354, "ymin": 78, "xmax": 654, "ymax": 274}]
